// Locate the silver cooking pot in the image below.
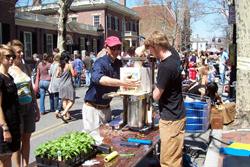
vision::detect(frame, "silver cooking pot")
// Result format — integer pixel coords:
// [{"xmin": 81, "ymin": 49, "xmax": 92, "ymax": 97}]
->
[{"xmin": 127, "ymin": 94, "xmax": 150, "ymax": 129}]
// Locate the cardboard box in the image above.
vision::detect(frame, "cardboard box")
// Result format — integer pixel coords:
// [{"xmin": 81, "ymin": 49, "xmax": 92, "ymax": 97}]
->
[
  {"xmin": 211, "ymin": 114, "xmax": 223, "ymax": 129},
  {"xmin": 120, "ymin": 67, "xmax": 152, "ymax": 94},
  {"xmin": 210, "ymin": 102, "xmax": 236, "ymax": 124}
]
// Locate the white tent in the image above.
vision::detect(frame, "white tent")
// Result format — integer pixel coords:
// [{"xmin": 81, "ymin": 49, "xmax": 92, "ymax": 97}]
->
[{"xmin": 207, "ymin": 47, "xmax": 220, "ymax": 52}]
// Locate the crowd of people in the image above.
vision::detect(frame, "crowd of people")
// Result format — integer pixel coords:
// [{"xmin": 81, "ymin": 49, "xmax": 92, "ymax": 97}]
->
[
  {"xmin": 0, "ymin": 32, "xmax": 230, "ymax": 167},
  {"xmin": 178, "ymin": 47, "xmax": 230, "ymax": 105}
]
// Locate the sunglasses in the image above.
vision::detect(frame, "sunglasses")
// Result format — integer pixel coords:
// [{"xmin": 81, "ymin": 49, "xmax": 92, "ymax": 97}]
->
[
  {"xmin": 108, "ymin": 46, "xmax": 121, "ymax": 51},
  {"xmin": 5, "ymin": 54, "xmax": 16, "ymax": 60}
]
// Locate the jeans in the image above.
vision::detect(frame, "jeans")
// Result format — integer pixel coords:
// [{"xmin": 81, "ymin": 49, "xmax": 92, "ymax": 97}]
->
[
  {"xmin": 74, "ymin": 71, "xmax": 81, "ymax": 87},
  {"xmin": 39, "ymin": 80, "xmax": 54, "ymax": 113},
  {"xmin": 220, "ymin": 73, "xmax": 225, "ymax": 84},
  {"xmin": 54, "ymin": 92, "xmax": 63, "ymax": 111},
  {"xmin": 219, "ymin": 63, "xmax": 226, "ymax": 84},
  {"xmin": 85, "ymin": 70, "xmax": 91, "ymax": 86}
]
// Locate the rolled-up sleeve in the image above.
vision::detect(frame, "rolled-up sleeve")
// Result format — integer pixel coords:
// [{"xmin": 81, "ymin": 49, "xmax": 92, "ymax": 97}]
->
[{"xmin": 91, "ymin": 60, "xmax": 105, "ymax": 85}]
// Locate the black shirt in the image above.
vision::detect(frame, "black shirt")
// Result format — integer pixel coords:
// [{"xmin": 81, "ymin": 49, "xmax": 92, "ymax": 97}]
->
[
  {"xmin": 156, "ymin": 46, "xmax": 186, "ymax": 121},
  {"xmin": 188, "ymin": 84, "xmax": 206, "ymax": 95}
]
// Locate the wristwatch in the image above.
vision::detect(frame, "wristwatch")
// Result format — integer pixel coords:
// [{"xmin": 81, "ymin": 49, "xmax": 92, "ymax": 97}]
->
[{"xmin": 3, "ymin": 128, "xmax": 9, "ymax": 132}]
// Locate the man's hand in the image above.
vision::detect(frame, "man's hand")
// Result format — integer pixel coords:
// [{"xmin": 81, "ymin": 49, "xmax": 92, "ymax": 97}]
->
[{"xmin": 122, "ymin": 74, "xmax": 141, "ymax": 87}]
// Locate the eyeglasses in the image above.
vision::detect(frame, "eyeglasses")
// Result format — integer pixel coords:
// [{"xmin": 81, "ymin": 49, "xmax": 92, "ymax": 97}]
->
[
  {"xmin": 108, "ymin": 46, "xmax": 121, "ymax": 51},
  {"xmin": 4, "ymin": 54, "xmax": 16, "ymax": 60}
]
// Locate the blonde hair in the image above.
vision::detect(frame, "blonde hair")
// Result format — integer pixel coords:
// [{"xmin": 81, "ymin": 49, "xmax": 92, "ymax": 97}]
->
[
  {"xmin": 144, "ymin": 31, "xmax": 170, "ymax": 51},
  {"xmin": 7, "ymin": 39, "xmax": 23, "ymax": 48},
  {"xmin": 197, "ymin": 66, "xmax": 208, "ymax": 85},
  {"xmin": 53, "ymin": 54, "xmax": 60, "ymax": 63},
  {"xmin": 0, "ymin": 44, "xmax": 15, "ymax": 60}
]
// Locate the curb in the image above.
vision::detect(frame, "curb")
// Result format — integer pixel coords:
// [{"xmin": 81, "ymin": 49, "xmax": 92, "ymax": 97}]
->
[{"xmin": 204, "ymin": 129, "xmax": 222, "ymax": 167}]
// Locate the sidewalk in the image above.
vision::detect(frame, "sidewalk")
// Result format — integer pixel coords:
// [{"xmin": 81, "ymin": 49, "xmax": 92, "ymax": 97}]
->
[
  {"xmin": 204, "ymin": 117, "xmax": 250, "ymax": 167},
  {"xmin": 203, "ymin": 76, "xmax": 250, "ymax": 167}
]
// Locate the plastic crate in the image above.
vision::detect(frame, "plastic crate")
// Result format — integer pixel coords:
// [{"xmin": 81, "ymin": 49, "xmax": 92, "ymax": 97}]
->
[{"xmin": 183, "ymin": 92, "xmax": 211, "ymax": 133}]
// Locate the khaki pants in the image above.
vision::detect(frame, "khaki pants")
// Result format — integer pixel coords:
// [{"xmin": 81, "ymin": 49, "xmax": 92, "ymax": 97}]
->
[
  {"xmin": 82, "ymin": 103, "xmax": 111, "ymax": 133},
  {"xmin": 159, "ymin": 117, "xmax": 187, "ymax": 167}
]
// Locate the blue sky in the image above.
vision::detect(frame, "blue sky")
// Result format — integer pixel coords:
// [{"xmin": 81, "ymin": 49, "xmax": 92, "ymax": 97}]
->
[{"xmin": 19, "ymin": 0, "xmax": 222, "ymax": 40}]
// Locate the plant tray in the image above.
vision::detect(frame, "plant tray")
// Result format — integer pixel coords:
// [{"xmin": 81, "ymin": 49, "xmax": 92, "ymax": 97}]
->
[{"xmin": 36, "ymin": 149, "xmax": 96, "ymax": 167}]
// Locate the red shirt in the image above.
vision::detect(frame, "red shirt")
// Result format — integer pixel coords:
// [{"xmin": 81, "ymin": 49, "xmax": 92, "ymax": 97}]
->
[{"xmin": 189, "ymin": 68, "xmax": 196, "ymax": 80}]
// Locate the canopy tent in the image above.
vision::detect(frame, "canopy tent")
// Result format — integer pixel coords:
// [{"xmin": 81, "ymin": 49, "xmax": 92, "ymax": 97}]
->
[{"xmin": 207, "ymin": 47, "xmax": 220, "ymax": 52}]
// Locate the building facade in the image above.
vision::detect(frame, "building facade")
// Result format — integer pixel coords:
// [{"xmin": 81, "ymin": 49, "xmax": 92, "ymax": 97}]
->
[
  {"xmin": 0, "ymin": 0, "xmax": 139, "ymax": 67},
  {"xmin": 132, "ymin": 0, "xmax": 190, "ymax": 50},
  {"xmin": 0, "ymin": 0, "xmax": 16, "ymax": 44},
  {"xmin": 19, "ymin": 0, "xmax": 140, "ymax": 54},
  {"xmin": 190, "ymin": 34, "xmax": 208, "ymax": 53}
]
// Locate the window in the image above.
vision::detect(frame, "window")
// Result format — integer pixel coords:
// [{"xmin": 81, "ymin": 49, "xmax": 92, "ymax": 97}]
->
[
  {"xmin": 114, "ymin": 17, "xmax": 119, "ymax": 31},
  {"xmin": 80, "ymin": 37, "xmax": 85, "ymax": 51},
  {"xmin": 135, "ymin": 23, "xmax": 138, "ymax": 32},
  {"xmin": 107, "ymin": 15, "xmax": 111, "ymax": 29},
  {"xmin": 93, "ymin": 39, "xmax": 97, "ymax": 54},
  {"xmin": 130, "ymin": 22, "xmax": 133, "ymax": 31},
  {"xmin": 93, "ymin": 15, "xmax": 100, "ymax": 27},
  {"xmin": 0, "ymin": 23, "xmax": 2, "ymax": 44},
  {"xmin": 122, "ymin": 19, "xmax": 126, "ymax": 32},
  {"xmin": 46, "ymin": 34, "xmax": 53, "ymax": 56},
  {"xmin": 72, "ymin": 17, "xmax": 77, "ymax": 22},
  {"xmin": 24, "ymin": 32, "xmax": 32, "ymax": 59}
]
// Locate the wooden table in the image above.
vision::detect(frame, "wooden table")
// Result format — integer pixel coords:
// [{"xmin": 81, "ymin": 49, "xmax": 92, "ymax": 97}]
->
[
  {"xmin": 27, "ymin": 117, "xmax": 160, "ymax": 167},
  {"xmin": 91, "ymin": 124, "xmax": 160, "ymax": 166}
]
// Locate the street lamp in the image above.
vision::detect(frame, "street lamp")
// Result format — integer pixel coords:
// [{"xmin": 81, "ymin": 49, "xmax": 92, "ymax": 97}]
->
[{"xmin": 97, "ymin": 24, "xmax": 104, "ymax": 51}]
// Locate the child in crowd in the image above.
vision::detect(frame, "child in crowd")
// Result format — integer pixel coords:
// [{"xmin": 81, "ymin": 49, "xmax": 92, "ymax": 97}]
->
[{"xmin": 188, "ymin": 61, "xmax": 196, "ymax": 81}]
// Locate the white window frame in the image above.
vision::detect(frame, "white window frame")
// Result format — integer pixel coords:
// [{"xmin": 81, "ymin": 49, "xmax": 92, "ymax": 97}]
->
[
  {"xmin": 114, "ymin": 17, "xmax": 118, "ymax": 31},
  {"xmin": 46, "ymin": 34, "xmax": 53, "ymax": 56},
  {"xmin": 24, "ymin": 32, "xmax": 32, "ymax": 59},
  {"xmin": 92, "ymin": 13, "xmax": 101, "ymax": 27},
  {"xmin": 80, "ymin": 37, "xmax": 85, "ymax": 51},
  {"xmin": 93, "ymin": 39, "xmax": 97, "ymax": 54},
  {"xmin": 107, "ymin": 15, "xmax": 112, "ymax": 29}
]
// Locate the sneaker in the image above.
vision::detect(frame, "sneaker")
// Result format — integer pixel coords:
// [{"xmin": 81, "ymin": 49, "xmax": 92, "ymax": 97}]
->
[{"xmin": 55, "ymin": 112, "xmax": 60, "ymax": 118}]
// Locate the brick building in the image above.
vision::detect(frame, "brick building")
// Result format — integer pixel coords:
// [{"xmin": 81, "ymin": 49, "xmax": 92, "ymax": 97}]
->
[
  {"xmin": 19, "ymin": 0, "xmax": 140, "ymax": 55},
  {"xmin": 0, "ymin": 0, "xmax": 139, "ymax": 67},
  {"xmin": 0, "ymin": 0, "xmax": 16, "ymax": 44},
  {"xmin": 132, "ymin": 0, "xmax": 191, "ymax": 50}
]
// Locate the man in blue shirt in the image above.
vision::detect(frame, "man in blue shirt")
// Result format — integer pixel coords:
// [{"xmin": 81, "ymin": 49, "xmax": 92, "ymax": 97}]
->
[
  {"xmin": 82, "ymin": 36, "xmax": 140, "ymax": 132},
  {"xmin": 219, "ymin": 47, "xmax": 229, "ymax": 84}
]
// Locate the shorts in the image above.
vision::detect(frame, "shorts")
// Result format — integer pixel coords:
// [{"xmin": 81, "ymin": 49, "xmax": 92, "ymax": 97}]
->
[
  {"xmin": 82, "ymin": 103, "xmax": 111, "ymax": 133},
  {"xmin": 20, "ymin": 102, "xmax": 36, "ymax": 134}
]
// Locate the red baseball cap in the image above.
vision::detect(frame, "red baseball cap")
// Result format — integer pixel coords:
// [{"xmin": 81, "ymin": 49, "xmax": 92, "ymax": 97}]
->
[
  {"xmin": 105, "ymin": 36, "xmax": 122, "ymax": 47},
  {"xmin": 189, "ymin": 61, "xmax": 195, "ymax": 68}
]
